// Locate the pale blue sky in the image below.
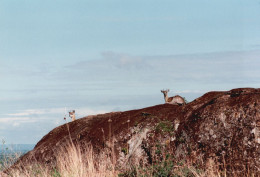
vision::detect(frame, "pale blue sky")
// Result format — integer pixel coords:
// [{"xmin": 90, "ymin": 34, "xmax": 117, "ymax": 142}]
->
[{"xmin": 0, "ymin": 0, "xmax": 260, "ymax": 144}]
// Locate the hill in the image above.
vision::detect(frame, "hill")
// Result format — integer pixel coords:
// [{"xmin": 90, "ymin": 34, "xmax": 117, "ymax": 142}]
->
[{"xmin": 6, "ymin": 88, "xmax": 260, "ymax": 175}]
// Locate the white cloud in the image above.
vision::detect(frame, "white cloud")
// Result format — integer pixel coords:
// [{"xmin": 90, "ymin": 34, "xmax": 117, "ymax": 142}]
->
[
  {"xmin": 0, "ymin": 117, "xmax": 37, "ymax": 129},
  {"xmin": 12, "ymin": 122, "xmax": 20, "ymax": 127},
  {"xmin": 2, "ymin": 107, "xmax": 109, "ymax": 123},
  {"xmin": 0, "ymin": 117, "xmax": 31, "ymax": 123},
  {"xmin": 175, "ymin": 90, "xmax": 206, "ymax": 94},
  {"xmin": 101, "ymin": 51, "xmax": 150, "ymax": 69},
  {"xmin": 76, "ymin": 108, "xmax": 108, "ymax": 117},
  {"xmin": 6, "ymin": 108, "xmax": 65, "ymax": 117},
  {"xmin": 62, "ymin": 50, "xmax": 260, "ymax": 87}
]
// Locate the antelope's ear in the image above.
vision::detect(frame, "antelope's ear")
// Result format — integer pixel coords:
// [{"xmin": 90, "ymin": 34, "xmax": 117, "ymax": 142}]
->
[{"xmin": 167, "ymin": 89, "xmax": 170, "ymax": 92}]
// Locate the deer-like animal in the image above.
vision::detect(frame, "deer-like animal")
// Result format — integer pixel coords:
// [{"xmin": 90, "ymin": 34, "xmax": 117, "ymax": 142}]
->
[
  {"xmin": 161, "ymin": 89, "xmax": 186, "ymax": 105},
  {"xmin": 69, "ymin": 110, "xmax": 76, "ymax": 121}
]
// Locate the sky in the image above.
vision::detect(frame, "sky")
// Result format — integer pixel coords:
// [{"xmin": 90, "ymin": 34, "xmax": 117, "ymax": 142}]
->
[{"xmin": 0, "ymin": 0, "xmax": 260, "ymax": 144}]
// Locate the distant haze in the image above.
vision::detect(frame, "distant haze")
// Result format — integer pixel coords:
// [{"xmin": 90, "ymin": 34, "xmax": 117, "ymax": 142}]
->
[{"xmin": 0, "ymin": 144, "xmax": 35, "ymax": 154}]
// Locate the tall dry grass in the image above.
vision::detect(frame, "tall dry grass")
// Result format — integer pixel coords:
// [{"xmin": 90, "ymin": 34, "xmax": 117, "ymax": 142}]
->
[
  {"xmin": 1, "ymin": 142, "xmax": 258, "ymax": 177},
  {"xmin": 3, "ymin": 142, "xmax": 117, "ymax": 177},
  {"xmin": 55, "ymin": 143, "xmax": 116, "ymax": 177}
]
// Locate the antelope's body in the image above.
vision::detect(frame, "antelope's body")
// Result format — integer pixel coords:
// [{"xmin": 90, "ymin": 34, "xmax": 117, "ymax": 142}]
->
[{"xmin": 161, "ymin": 89, "xmax": 186, "ymax": 105}]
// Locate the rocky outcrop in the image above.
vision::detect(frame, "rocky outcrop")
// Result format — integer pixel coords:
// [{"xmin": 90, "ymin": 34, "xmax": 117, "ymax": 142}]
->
[
  {"xmin": 175, "ymin": 88, "xmax": 260, "ymax": 173},
  {"xmin": 8, "ymin": 88, "xmax": 260, "ymax": 174}
]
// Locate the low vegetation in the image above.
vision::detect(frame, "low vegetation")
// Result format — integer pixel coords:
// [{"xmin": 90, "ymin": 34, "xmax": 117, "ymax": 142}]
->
[
  {"xmin": 1, "ymin": 142, "xmax": 117, "ymax": 177},
  {"xmin": 0, "ymin": 142, "xmax": 202, "ymax": 177},
  {"xmin": 1, "ymin": 137, "xmax": 258, "ymax": 176}
]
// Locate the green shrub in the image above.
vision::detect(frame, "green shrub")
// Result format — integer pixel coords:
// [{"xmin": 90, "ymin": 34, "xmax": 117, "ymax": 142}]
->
[{"xmin": 155, "ymin": 121, "xmax": 174, "ymax": 133}]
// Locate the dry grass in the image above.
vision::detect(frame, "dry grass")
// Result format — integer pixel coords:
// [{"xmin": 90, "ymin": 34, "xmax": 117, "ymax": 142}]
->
[
  {"xmin": 55, "ymin": 143, "xmax": 116, "ymax": 177},
  {"xmin": 2, "ymin": 142, "xmax": 117, "ymax": 177},
  {"xmin": 1, "ymin": 143, "xmax": 258, "ymax": 177}
]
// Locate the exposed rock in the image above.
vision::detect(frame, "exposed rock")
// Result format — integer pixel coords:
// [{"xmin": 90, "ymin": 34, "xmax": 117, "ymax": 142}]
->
[
  {"xmin": 0, "ymin": 172, "xmax": 8, "ymax": 177},
  {"xmin": 7, "ymin": 88, "xmax": 260, "ymax": 174}
]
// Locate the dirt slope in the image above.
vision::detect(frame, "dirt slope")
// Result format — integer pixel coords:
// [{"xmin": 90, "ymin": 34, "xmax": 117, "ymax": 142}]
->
[{"xmin": 9, "ymin": 88, "xmax": 260, "ymax": 173}]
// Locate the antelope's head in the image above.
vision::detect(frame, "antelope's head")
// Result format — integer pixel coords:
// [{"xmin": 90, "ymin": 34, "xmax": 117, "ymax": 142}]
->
[
  {"xmin": 161, "ymin": 89, "xmax": 170, "ymax": 96},
  {"xmin": 69, "ymin": 110, "xmax": 75, "ymax": 116}
]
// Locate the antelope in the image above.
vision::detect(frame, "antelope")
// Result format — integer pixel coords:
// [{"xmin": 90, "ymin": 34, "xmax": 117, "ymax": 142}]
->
[
  {"xmin": 161, "ymin": 89, "xmax": 186, "ymax": 105},
  {"xmin": 69, "ymin": 110, "xmax": 76, "ymax": 121}
]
